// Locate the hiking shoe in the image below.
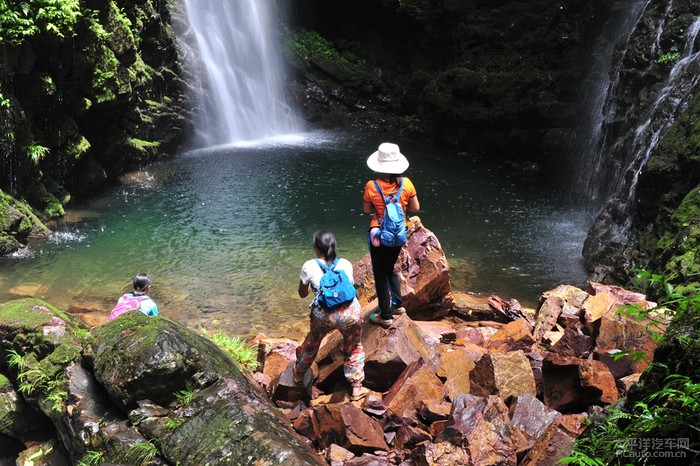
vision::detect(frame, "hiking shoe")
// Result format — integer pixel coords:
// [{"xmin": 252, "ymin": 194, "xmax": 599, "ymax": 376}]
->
[
  {"xmin": 391, "ymin": 306, "xmax": 406, "ymax": 315},
  {"xmin": 369, "ymin": 312, "xmax": 394, "ymax": 328}
]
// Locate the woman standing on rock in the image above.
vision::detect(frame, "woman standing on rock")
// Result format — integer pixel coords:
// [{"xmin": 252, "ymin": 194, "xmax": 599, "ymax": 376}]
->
[
  {"xmin": 294, "ymin": 230, "xmax": 368, "ymax": 401},
  {"xmin": 363, "ymin": 142, "xmax": 420, "ymax": 328}
]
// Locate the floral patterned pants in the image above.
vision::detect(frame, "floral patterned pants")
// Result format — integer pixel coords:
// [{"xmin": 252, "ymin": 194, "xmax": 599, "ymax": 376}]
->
[{"xmin": 295, "ymin": 298, "xmax": 365, "ymax": 387}]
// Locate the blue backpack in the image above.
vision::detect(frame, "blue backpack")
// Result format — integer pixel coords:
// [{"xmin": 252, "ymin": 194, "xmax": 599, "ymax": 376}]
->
[
  {"xmin": 373, "ymin": 178, "xmax": 408, "ymax": 247},
  {"xmin": 315, "ymin": 258, "xmax": 356, "ymax": 309}
]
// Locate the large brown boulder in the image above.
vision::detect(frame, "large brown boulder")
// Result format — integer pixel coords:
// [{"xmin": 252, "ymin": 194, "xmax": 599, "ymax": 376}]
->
[{"xmin": 354, "ymin": 217, "xmax": 453, "ymax": 319}]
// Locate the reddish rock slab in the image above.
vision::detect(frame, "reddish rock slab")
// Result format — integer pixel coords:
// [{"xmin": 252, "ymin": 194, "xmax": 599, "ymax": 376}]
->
[
  {"xmin": 443, "ymin": 394, "xmax": 517, "ymax": 465},
  {"xmin": 542, "ymin": 354, "xmax": 618, "ymax": 412},
  {"xmin": 518, "ymin": 420, "xmax": 575, "ymax": 466},
  {"xmin": 383, "ymin": 358, "xmax": 448, "ymax": 422},
  {"xmin": 411, "ymin": 441, "xmax": 472, "ymax": 465},
  {"xmin": 470, "ymin": 350, "xmax": 537, "ymax": 401},
  {"xmin": 311, "ymin": 403, "xmax": 388, "ymax": 454},
  {"xmin": 484, "ymin": 318, "xmax": 535, "ymax": 353},
  {"xmin": 550, "ymin": 323, "xmax": 593, "ymax": 358},
  {"xmin": 437, "ymin": 346, "xmax": 477, "ymax": 401},
  {"xmin": 509, "ymin": 393, "xmax": 562, "ymax": 440},
  {"xmin": 361, "ymin": 315, "xmax": 442, "ymax": 392},
  {"xmin": 594, "ymin": 312, "xmax": 662, "ymax": 377}
]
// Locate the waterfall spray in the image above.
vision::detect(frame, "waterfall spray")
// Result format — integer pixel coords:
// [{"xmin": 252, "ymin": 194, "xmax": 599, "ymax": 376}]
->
[{"xmin": 178, "ymin": 0, "xmax": 302, "ymax": 146}]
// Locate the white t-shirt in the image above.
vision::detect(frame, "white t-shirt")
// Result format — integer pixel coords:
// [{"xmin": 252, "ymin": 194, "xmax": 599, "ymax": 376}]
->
[{"xmin": 300, "ymin": 258, "xmax": 354, "ymax": 292}]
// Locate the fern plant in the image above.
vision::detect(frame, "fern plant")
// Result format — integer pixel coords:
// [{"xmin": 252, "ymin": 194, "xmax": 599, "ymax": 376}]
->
[
  {"xmin": 199, "ymin": 326, "xmax": 260, "ymax": 372},
  {"xmin": 77, "ymin": 450, "xmax": 104, "ymax": 466},
  {"xmin": 174, "ymin": 383, "xmax": 195, "ymax": 407},
  {"xmin": 125, "ymin": 440, "xmax": 159, "ymax": 465}
]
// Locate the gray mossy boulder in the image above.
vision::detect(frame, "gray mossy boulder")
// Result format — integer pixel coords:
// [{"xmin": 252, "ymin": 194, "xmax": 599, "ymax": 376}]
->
[{"xmin": 89, "ymin": 313, "xmax": 325, "ymax": 465}]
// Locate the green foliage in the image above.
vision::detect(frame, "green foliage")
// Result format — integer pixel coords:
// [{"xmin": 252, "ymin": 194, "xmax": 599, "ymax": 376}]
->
[
  {"xmin": 125, "ymin": 440, "xmax": 158, "ymax": 465},
  {"xmin": 25, "ymin": 143, "xmax": 50, "ymax": 165},
  {"xmin": 86, "ymin": 9, "xmax": 109, "ymax": 41},
  {"xmin": 634, "ymin": 374, "xmax": 700, "ymax": 435},
  {"xmin": 199, "ymin": 326, "xmax": 260, "ymax": 372},
  {"xmin": 77, "ymin": 450, "xmax": 104, "ymax": 466},
  {"xmin": 6, "ymin": 348, "xmax": 67, "ymax": 412},
  {"xmin": 282, "ymin": 28, "xmax": 371, "ymax": 81},
  {"xmin": 557, "ymin": 406, "xmax": 632, "ymax": 465},
  {"xmin": 657, "ymin": 47, "xmax": 681, "ymax": 65},
  {"xmin": 164, "ymin": 417, "xmax": 184, "ymax": 430},
  {"xmin": 173, "ymin": 383, "xmax": 195, "ymax": 407},
  {"xmin": 0, "ymin": 0, "xmax": 82, "ymax": 45},
  {"xmin": 6, "ymin": 348, "xmax": 26, "ymax": 372},
  {"xmin": 0, "ymin": 93, "xmax": 10, "ymax": 108}
]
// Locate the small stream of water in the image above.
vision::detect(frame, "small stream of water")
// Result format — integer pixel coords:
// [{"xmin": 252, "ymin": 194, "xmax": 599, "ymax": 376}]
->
[{"xmin": 0, "ymin": 132, "xmax": 589, "ymax": 338}]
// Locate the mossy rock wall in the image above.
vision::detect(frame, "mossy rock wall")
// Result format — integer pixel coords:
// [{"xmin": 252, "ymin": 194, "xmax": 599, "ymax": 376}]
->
[{"xmin": 0, "ymin": 0, "xmax": 190, "ymax": 252}]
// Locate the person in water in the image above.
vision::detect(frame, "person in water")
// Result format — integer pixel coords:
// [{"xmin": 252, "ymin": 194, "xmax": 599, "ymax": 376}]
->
[
  {"xmin": 294, "ymin": 230, "xmax": 368, "ymax": 401},
  {"xmin": 363, "ymin": 142, "xmax": 420, "ymax": 328},
  {"xmin": 109, "ymin": 272, "xmax": 159, "ymax": 320}
]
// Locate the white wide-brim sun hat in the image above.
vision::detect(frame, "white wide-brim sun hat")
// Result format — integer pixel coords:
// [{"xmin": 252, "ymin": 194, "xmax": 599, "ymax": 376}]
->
[{"xmin": 366, "ymin": 142, "xmax": 409, "ymax": 174}]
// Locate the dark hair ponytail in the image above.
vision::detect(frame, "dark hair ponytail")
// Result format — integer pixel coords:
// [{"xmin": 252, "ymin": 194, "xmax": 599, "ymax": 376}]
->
[
  {"xmin": 313, "ymin": 230, "xmax": 337, "ymax": 263},
  {"xmin": 133, "ymin": 273, "xmax": 152, "ymax": 292}
]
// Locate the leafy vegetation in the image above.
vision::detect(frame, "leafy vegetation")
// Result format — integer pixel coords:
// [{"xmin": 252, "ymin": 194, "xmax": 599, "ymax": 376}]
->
[
  {"xmin": 0, "ymin": 0, "xmax": 82, "ymax": 45},
  {"xmin": 657, "ymin": 46, "xmax": 681, "ymax": 65},
  {"xmin": 77, "ymin": 450, "xmax": 104, "ymax": 466},
  {"xmin": 125, "ymin": 440, "xmax": 159, "ymax": 465},
  {"xmin": 174, "ymin": 383, "xmax": 195, "ymax": 407},
  {"xmin": 25, "ymin": 143, "xmax": 50, "ymax": 165},
  {"xmin": 6, "ymin": 348, "xmax": 68, "ymax": 412},
  {"xmin": 164, "ymin": 417, "xmax": 184, "ymax": 430},
  {"xmin": 199, "ymin": 327, "xmax": 260, "ymax": 372}
]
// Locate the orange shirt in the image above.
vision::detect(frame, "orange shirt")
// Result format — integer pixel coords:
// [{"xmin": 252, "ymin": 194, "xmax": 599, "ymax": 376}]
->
[{"xmin": 363, "ymin": 177, "xmax": 417, "ymax": 229}]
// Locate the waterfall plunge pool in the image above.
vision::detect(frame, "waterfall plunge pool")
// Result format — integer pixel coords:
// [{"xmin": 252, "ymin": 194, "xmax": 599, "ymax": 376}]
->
[{"xmin": 0, "ymin": 131, "xmax": 589, "ymax": 338}]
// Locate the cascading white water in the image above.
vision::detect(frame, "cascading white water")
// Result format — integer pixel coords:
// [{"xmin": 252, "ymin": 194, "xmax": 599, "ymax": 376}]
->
[
  {"xmin": 568, "ymin": 0, "xmax": 650, "ymax": 209},
  {"xmin": 181, "ymin": 0, "xmax": 302, "ymax": 146},
  {"xmin": 619, "ymin": 16, "xmax": 700, "ymax": 205},
  {"xmin": 579, "ymin": 1, "xmax": 700, "ymax": 214}
]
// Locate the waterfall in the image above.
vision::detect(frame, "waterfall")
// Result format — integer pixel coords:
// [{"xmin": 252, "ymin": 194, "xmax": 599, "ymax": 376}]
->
[
  {"xmin": 179, "ymin": 0, "xmax": 302, "ymax": 146},
  {"xmin": 579, "ymin": 1, "xmax": 700, "ymax": 214},
  {"xmin": 568, "ymin": 0, "xmax": 650, "ymax": 209},
  {"xmin": 618, "ymin": 16, "xmax": 700, "ymax": 206},
  {"xmin": 580, "ymin": 1, "xmax": 700, "ymax": 272}
]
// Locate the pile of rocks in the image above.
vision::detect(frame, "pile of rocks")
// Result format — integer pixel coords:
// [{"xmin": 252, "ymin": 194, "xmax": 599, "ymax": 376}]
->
[{"xmin": 253, "ymin": 219, "xmax": 666, "ymax": 465}]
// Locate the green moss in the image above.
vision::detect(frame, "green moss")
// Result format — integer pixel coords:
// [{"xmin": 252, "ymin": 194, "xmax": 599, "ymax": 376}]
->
[
  {"xmin": 0, "ymin": 298, "xmax": 83, "ymax": 332},
  {"xmin": 91, "ymin": 45, "xmax": 121, "ymax": 103},
  {"xmin": 656, "ymin": 186, "xmax": 700, "ymax": 287},
  {"xmin": 41, "ymin": 193, "xmax": 65, "ymax": 219},
  {"xmin": 64, "ymin": 135, "xmax": 91, "ymax": 161},
  {"xmin": 0, "ymin": 190, "xmax": 48, "ymax": 237},
  {"xmin": 0, "ymin": 373, "xmax": 11, "ymax": 390},
  {"xmin": 283, "ymin": 28, "xmax": 374, "ymax": 83}
]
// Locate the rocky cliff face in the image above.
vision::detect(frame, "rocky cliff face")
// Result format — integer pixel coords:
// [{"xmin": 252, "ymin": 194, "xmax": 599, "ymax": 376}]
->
[
  {"xmin": 582, "ymin": 0, "xmax": 700, "ymax": 294},
  {"xmin": 0, "ymin": 0, "xmax": 190, "ymax": 253}
]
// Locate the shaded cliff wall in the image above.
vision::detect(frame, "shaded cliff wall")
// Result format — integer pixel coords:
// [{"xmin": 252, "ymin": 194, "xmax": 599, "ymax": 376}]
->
[
  {"xmin": 0, "ymin": 0, "xmax": 190, "ymax": 253},
  {"xmin": 287, "ymin": 0, "xmax": 607, "ymax": 166},
  {"xmin": 582, "ymin": 0, "xmax": 700, "ymax": 293}
]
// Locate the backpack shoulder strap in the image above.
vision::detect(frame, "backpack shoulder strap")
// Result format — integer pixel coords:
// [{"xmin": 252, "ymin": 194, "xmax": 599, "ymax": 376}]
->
[
  {"xmin": 396, "ymin": 177, "xmax": 404, "ymax": 199},
  {"xmin": 315, "ymin": 258, "xmax": 338, "ymax": 272},
  {"xmin": 373, "ymin": 180, "xmax": 386, "ymax": 203},
  {"xmin": 315, "ymin": 259, "xmax": 329, "ymax": 273}
]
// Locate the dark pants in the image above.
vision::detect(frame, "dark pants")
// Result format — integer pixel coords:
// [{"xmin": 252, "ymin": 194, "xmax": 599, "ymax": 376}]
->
[{"xmin": 369, "ymin": 241, "xmax": 403, "ymax": 319}]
